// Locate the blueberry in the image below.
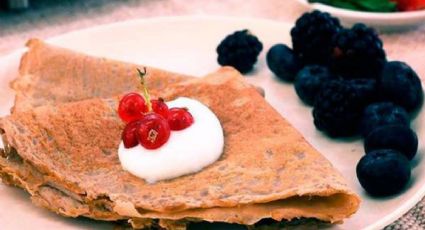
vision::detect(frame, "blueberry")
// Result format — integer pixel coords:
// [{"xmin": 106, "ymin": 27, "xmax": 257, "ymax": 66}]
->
[
  {"xmin": 379, "ymin": 61, "xmax": 423, "ymax": 112},
  {"xmin": 294, "ymin": 65, "xmax": 334, "ymax": 105},
  {"xmin": 356, "ymin": 149, "xmax": 410, "ymax": 197},
  {"xmin": 365, "ymin": 125, "xmax": 418, "ymax": 160},
  {"xmin": 360, "ymin": 102, "xmax": 410, "ymax": 137},
  {"xmin": 266, "ymin": 44, "xmax": 302, "ymax": 81}
]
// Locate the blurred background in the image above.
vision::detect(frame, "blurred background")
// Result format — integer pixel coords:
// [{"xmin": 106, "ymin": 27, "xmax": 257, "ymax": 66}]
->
[
  {"xmin": 0, "ymin": 0, "xmax": 302, "ymax": 55},
  {"xmin": 1, "ymin": 0, "xmax": 422, "ymax": 77}
]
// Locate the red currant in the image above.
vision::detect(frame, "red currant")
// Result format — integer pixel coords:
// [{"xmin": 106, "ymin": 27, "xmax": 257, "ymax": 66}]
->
[
  {"xmin": 151, "ymin": 98, "xmax": 169, "ymax": 119},
  {"xmin": 167, "ymin": 108, "xmax": 194, "ymax": 131},
  {"xmin": 396, "ymin": 0, "xmax": 425, "ymax": 11},
  {"xmin": 118, "ymin": 93, "xmax": 147, "ymax": 123},
  {"xmin": 137, "ymin": 113, "xmax": 171, "ymax": 149},
  {"xmin": 122, "ymin": 120, "xmax": 142, "ymax": 148}
]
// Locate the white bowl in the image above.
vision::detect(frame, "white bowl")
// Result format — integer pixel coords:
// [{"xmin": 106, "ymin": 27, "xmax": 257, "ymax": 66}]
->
[{"xmin": 297, "ymin": 0, "xmax": 425, "ymax": 30}]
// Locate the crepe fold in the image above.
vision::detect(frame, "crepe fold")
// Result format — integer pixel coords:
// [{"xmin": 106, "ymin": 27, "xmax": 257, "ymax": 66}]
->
[{"xmin": 0, "ymin": 40, "xmax": 360, "ymax": 229}]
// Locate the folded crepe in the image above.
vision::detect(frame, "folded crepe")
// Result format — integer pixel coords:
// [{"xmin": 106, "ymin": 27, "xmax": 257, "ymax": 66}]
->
[
  {"xmin": 0, "ymin": 40, "xmax": 360, "ymax": 229},
  {"xmin": 11, "ymin": 39, "xmax": 265, "ymax": 113},
  {"xmin": 11, "ymin": 39, "xmax": 193, "ymax": 113}
]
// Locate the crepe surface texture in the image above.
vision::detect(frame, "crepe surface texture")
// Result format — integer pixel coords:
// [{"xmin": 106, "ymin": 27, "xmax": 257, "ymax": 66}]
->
[
  {"xmin": 11, "ymin": 39, "xmax": 192, "ymax": 113},
  {"xmin": 0, "ymin": 40, "xmax": 360, "ymax": 229}
]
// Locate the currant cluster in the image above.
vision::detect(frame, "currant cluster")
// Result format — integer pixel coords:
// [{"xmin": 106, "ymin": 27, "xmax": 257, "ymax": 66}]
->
[{"xmin": 118, "ymin": 69, "xmax": 194, "ymax": 149}]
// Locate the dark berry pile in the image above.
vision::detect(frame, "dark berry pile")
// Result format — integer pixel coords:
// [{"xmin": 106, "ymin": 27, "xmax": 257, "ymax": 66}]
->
[
  {"xmin": 216, "ymin": 29, "xmax": 263, "ymax": 73},
  {"xmin": 265, "ymin": 10, "xmax": 423, "ymax": 197},
  {"xmin": 215, "ymin": 10, "xmax": 423, "ymax": 197}
]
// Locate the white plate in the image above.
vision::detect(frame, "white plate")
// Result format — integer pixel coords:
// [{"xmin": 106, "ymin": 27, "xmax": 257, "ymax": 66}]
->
[
  {"xmin": 296, "ymin": 0, "xmax": 425, "ymax": 30},
  {"xmin": 0, "ymin": 16, "xmax": 424, "ymax": 230}
]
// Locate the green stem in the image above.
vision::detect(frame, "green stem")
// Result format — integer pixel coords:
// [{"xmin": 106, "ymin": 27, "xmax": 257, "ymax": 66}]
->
[{"xmin": 137, "ymin": 68, "xmax": 152, "ymax": 112}]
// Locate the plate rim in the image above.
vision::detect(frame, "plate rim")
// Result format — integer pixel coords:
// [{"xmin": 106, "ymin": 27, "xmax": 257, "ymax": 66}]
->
[{"xmin": 1, "ymin": 15, "xmax": 424, "ymax": 230}]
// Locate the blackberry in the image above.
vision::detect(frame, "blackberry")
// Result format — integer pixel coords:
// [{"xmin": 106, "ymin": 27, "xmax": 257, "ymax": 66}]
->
[
  {"xmin": 360, "ymin": 102, "xmax": 410, "ymax": 137},
  {"xmin": 365, "ymin": 125, "xmax": 418, "ymax": 160},
  {"xmin": 291, "ymin": 10, "xmax": 342, "ymax": 65},
  {"xmin": 313, "ymin": 80, "xmax": 364, "ymax": 137},
  {"xmin": 347, "ymin": 78, "xmax": 377, "ymax": 105},
  {"xmin": 331, "ymin": 23, "xmax": 386, "ymax": 79},
  {"xmin": 216, "ymin": 29, "xmax": 263, "ymax": 74},
  {"xmin": 379, "ymin": 61, "xmax": 423, "ymax": 112},
  {"xmin": 356, "ymin": 149, "xmax": 410, "ymax": 197},
  {"xmin": 266, "ymin": 44, "xmax": 302, "ymax": 81},
  {"xmin": 294, "ymin": 65, "xmax": 334, "ymax": 105}
]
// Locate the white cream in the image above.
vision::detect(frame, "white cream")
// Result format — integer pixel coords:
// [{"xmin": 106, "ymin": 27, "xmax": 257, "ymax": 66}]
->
[{"xmin": 118, "ymin": 97, "xmax": 224, "ymax": 183}]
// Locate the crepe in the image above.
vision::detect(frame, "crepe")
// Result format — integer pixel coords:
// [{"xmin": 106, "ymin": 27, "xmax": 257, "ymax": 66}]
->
[
  {"xmin": 11, "ymin": 39, "xmax": 265, "ymax": 113},
  {"xmin": 0, "ymin": 63, "xmax": 360, "ymax": 229},
  {"xmin": 11, "ymin": 39, "xmax": 193, "ymax": 113},
  {"xmin": 1, "ymin": 39, "xmax": 359, "ymax": 229}
]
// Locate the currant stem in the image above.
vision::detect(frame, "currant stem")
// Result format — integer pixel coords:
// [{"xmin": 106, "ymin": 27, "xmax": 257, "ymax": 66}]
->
[{"xmin": 137, "ymin": 68, "xmax": 152, "ymax": 112}]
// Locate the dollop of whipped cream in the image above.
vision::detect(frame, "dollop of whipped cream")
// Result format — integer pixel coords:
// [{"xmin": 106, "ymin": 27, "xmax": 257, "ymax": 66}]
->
[{"xmin": 118, "ymin": 97, "xmax": 224, "ymax": 183}]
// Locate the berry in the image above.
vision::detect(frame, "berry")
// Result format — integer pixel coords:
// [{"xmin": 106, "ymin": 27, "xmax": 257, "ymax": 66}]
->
[
  {"xmin": 348, "ymin": 78, "xmax": 378, "ymax": 105},
  {"xmin": 151, "ymin": 98, "xmax": 169, "ymax": 119},
  {"xmin": 331, "ymin": 23, "xmax": 386, "ymax": 79},
  {"xmin": 291, "ymin": 10, "xmax": 342, "ymax": 65},
  {"xmin": 313, "ymin": 80, "xmax": 364, "ymax": 137},
  {"xmin": 122, "ymin": 120, "xmax": 142, "ymax": 148},
  {"xmin": 356, "ymin": 149, "xmax": 410, "ymax": 197},
  {"xmin": 137, "ymin": 113, "xmax": 171, "ymax": 149},
  {"xmin": 360, "ymin": 102, "xmax": 410, "ymax": 137},
  {"xmin": 118, "ymin": 93, "xmax": 147, "ymax": 123},
  {"xmin": 168, "ymin": 108, "xmax": 194, "ymax": 131},
  {"xmin": 379, "ymin": 61, "xmax": 423, "ymax": 112},
  {"xmin": 266, "ymin": 44, "xmax": 302, "ymax": 81},
  {"xmin": 396, "ymin": 0, "xmax": 425, "ymax": 11},
  {"xmin": 294, "ymin": 65, "xmax": 334, "ymax": 105},
  {"xmin": 365, "ymin": 125, "xmax": 418, "ymax": 160},
  {"xmin": 216, "ymin": 29, "xmax": 263, "ymax": 73}
]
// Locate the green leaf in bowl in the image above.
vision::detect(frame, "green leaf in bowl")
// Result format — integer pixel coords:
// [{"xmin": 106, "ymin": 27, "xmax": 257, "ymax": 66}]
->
[{"xmin": 309, "ymin": 0, "xmax": 397, "ymax": 12}]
